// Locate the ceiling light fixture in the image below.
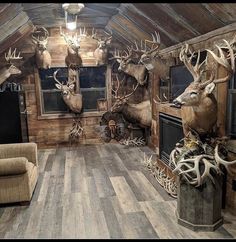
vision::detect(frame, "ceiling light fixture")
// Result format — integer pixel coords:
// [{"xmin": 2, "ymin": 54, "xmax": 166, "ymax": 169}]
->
[{"xmin": 62, "ymin": 3, "xmax": 84, "ymax": 31}]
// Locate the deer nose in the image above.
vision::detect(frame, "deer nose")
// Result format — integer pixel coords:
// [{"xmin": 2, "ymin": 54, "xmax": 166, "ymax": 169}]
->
[{"xmin": 172, "ymin": 98, "xmax": 183, "ymax": 108}]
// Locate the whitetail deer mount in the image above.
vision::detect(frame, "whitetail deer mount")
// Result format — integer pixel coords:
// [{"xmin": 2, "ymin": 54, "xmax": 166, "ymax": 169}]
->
[
  {"xmin": 172, "ymin": 40, "xmax": 235, "ymax": 136},
  {"xmin": 0, "ymin": 48, "xmax": 23, "ymax": 85},
  {"xmin": 136, "ymin": 32, "xmax": 175, "ymax": 80},
  {"xmin": 32, "ymin": 26, "xmax": 51, "ymax": 69},
  {"xmin": 54, "ymin": 69, "xmax": 82, "ymax": 113},
  {"xmin": 90, "ymin": 28, "xmax": 112, "ymax": 66},
  {"xmin": 110, "ymin": 47, "xmax": 148, "ymax": 85},
  {"xmin": 60, "ymin": 26, "xmax": 87, "ymax": 69},
  {"xmin": 111, "ymin": 74, "xmax": 151, "ymax": 127}
]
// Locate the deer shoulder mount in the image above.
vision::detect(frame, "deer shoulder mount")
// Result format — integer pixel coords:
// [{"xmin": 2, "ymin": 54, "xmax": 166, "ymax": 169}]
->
[
  {"xmin": 90, "ymin": 28, "xmax": 112, "ymax": 66},
  {"xmin": 32, "ymin": 26, "xmax": 51, "ymax": 69},
  {"xmin": 172, "ymin": 40, "xmax": 235, "ymax": 137},
  {"xmin": 111, "ymin": 74, "xmax": 151, "ymax": 127},
  {"xmin": 136, "ymin": 32, "xmax": 175, "ymax": 80},
  {"xmin": 0, "ymin": 48, "xmax": 23, "ymax": 85},
  {"xmin": 110, "ymin": 46, "xmax": 149, "ymax": 86},
  {"xmin": 60, "ymin": 26, "xmax": 87, "ymax": 70},
  {"xmin": 54, "ymin": 69, "xmax": 82, "ymax": 113}
]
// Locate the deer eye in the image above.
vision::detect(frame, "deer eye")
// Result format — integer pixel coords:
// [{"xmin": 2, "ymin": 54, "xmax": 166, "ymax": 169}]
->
[{"xmin": 190, "ymin": 92, "xmax": 197, "ymax": 97}]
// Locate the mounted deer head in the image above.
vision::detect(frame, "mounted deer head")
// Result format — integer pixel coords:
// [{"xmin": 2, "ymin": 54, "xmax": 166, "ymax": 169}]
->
[
  {"xmin": 0, "ymin": 48, "xmax": 23, "ymax": 85},
  {"xmin": 173, "ymin": 40, "xmax": 235, "ymax": 136},
  {"xmin": 54, "ymin": 69, "xmax": 82, "ymax": 113},
  {"xmin": 134, "ymin": 31, "xmax": 175, "ymax": 80},
  {"xmin": 111, "ymin": 74, "xmax": 139, "ymax": 112},
  {"xmin": 135, "ymin": 31, "xmax": 161, "ymax": 70},
  {"xmin": 32, "ymin": 26, "xmax": 51, "ymax": 69},
  {"xmin": 111, "ymin": 74, "xmax": 151, "ymax": 127},
  {"xmin": 60, "ymin": 26, "xmax": 87, "ymax": 69},
  {"xmin": 110, "ymin": 47, "xmax": 148, "ymax": 85},
  {"xmin": 90, "ymin": 28, "xmax": 112, "ymax": 65}
]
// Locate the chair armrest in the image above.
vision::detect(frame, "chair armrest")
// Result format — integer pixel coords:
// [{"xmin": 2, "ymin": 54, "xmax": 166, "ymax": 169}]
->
[
  {"xmin": 0, "ymin": 157, "xmax": 28, "ymax": 176},
  {"xmin": 0, "ymin": 143, "xmax": 38, "ymax": 166}
]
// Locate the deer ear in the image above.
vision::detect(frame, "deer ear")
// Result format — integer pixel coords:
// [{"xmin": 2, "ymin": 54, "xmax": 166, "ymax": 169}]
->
[
  {"xmin": 106, "ymin": 39, "xmax": 112, "ymax": 45},
  {"xmin": 205, "ymin": 83, "xmax": 215, "ymax": 94},
  {"xmin": 55, "ymin": 84, "xmax": 61, "ymax": 90},
  {"xmin": 69, "ymin": 84, "xmax": 75, "ymax": 90}
]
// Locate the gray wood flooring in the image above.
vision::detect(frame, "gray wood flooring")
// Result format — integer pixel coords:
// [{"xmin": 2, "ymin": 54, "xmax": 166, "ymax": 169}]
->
[{"xmin": 0, "ymin": 143, "xmax": 236, "ymax": 239}]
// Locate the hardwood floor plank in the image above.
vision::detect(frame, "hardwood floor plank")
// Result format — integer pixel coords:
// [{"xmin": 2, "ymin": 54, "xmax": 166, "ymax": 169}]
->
[
  {"xmin": 0, "ymin": 144, "xmax": 236, "ymax": 239},
  {"xmin": 92, "ymin": 168, "xmax": 116, "ymax": 198},
  {"xmin": 100, "ymin": 197, "xmax": 124, "ymax": 239},
  {"xmin": 129, "ymin": 170, "xmax": 165, "ymax": 202},
  {"xmin": 109, "ymin": 176, "xmax": 142, "ymax": 213}
]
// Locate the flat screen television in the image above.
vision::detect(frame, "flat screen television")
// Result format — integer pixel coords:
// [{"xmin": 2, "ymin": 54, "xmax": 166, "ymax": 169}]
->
[{"xmin": 169, "ymin": 64, "xmax": 193, "ymax": 101}]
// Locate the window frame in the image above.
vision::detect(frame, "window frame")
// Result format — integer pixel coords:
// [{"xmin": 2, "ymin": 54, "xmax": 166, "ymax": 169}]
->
[{"xmin": 35, "ymin": 65, "xmax": 112, "ymax": 120}]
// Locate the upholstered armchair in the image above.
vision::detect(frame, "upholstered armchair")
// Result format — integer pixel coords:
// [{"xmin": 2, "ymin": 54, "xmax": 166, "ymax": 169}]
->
[{"xmin": 0, "ymin": 142, "xmax": 38, "ymax": 205}]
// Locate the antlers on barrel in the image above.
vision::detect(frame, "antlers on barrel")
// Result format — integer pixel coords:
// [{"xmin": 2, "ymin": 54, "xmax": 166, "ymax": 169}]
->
[{"xmin": 170, "ymin": 137, "xmax": 236, "ymax": 187}]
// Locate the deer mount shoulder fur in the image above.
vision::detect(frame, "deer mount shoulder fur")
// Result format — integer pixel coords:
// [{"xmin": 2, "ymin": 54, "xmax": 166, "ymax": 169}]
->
[
  {"xmin": 90, "ymin": 28, "xmax": 112, "ymax": 66},
  {"xmin": 169, "ymin": 36, "xmax": 236, "ymax": 187},
  {"xmin": 31, "ymin": 26, "xmax": 51, "ymax": 69},
  {"xmin": 54, "ymin": 69, "xmax": 82, "ymax": 113},
  {"xmin": 60, "ymin": 26, "xmax": 88, "ymax": 70},
  {"xmin": 111, "ymin": 74, "xmax": 151, "ymax": 127},
  {"xmin": 173, "ymin": 39, "xmax": 235, "ymax": 137}
]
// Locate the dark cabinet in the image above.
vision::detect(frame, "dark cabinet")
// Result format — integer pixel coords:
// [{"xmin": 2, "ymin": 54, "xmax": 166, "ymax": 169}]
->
[{"xmin": 0, "ymin": 91, "xmax": 29, "ymax": 144}]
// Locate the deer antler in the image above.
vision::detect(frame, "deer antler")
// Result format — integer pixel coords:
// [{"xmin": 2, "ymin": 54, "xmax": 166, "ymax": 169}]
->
[
  {"xmin": 173, "ymin": 154, "xmax": 220, "ymax": 187},
  {"xmin": 179, "ymin": 44, "xmax": 206, "ymax": 83},
  {"xmin": 53, "ymin": 69, "xmax": 62, "ymax": 85},
  {"xmin": 203, "ymin": 39, "xmax": 235, "ymax": 87},
  {"xmin": 103, "ymin": 29, "xmax": 112, "ymax": 43},
  {"xmin": 111, "ymin": 74, "xmax": 126, "ymax": 98},
  {"xmin": 109, "ymin": 49, "xmax": 123, "ymax": 61},
  {"xmin": 215, "ymin": 143, "xmax": 236, "ymax": 174},
  {"xmin": 32, "ymin": 26, "xmax": 49, "ymax": 42},
  {"xmin": 5, "ymin": 48, "xmax": 23, "ymax": 62},
  {"xmin": 144, "ymin": 31, "xmax": 161, "ymax": 55}
]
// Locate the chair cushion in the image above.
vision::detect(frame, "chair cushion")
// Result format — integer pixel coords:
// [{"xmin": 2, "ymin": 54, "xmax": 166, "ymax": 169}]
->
[{"xmin": 0, "ymin": 157, "xmax": 28, "ymax": 176}]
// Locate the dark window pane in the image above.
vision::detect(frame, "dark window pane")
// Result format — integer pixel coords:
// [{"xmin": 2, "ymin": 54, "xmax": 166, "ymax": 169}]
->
[
  {"xmin": 42, "ymin": 91, "xmax": 69, "ymax": 113},
  {"xmin": 39, "ymin": 68, "xmax": 68, "ymax": 90},
  {"xmin": 81, "ymin": 89, "xmax": 105, "ymax": 111},
  {"xmin": 80, "ymin": 66, "xmax": 106, "ymax": 88}
]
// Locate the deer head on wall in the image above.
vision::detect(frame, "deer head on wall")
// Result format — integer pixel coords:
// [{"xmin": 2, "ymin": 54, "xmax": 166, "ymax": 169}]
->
[
  {"xmin": 110, "ymin": 45, "xmax": 148, "ymax": 85},
  {"xmin": 172, "ymin": 40, "xmax": 235, "ymax": 136},
  {"xmin": 60, "ymin": 26, "xmax": 87, "ymax": 69},
  {"xmin": 31, "ymin": 26, "xmax": 51, "ymax": 69},
  {"xmin": 111, "ymin": 74, "xmax": 151, "ymax": 127},
  {"xmin": 54, "ymin": 69, "xmax": 82, "ymax": 113},
  {"xmin": 89, "ymin": 28, "xmax": 112, "ymax": 66},
  {"xmin": 137, "ymin": 32, "xmax": 175, "ymax": 81},
  {"xmin": 0, "ymin": 48, "xmax": 23, "ymax": 85}
]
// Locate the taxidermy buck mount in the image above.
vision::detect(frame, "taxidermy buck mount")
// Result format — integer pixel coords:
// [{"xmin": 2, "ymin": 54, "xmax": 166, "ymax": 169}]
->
[
  {"xmin": 31, "ymin": 26, "xmax": 51, "ymax": 69},
  {"xmin": 137, "ymin": 32, "xmax": 176, "ymax": 81},
  {"xmin": 110, "ymin": 46, "xmax": 149, "ymax": 86},
  {"xmin": 111, "ymin": 74, "xmax": 151, "ymax": 128},
  {"xmin": 60, "ymin": 26, "xmax": 87, "ymax": 70},
  {"xmin": 0, "ymin": 48, "xmax": 23, "ymax": 85},
  {"xmin": 90, "ymin": 28, "xmax": 112, "ymax": 66},
  {"xmin": 172, "ymin": 41, "xmax": 235, "ymax": 137},
  {"xmin": 54, "ymin": 69, "xmax": 82, "ymax": 114},
  {"xmin": 169, "ymin": 38, "xmax": 236, "ymax": 187}
]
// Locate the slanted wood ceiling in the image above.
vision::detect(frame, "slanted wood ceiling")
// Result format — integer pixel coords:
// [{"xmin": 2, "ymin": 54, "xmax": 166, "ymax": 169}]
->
[{"xmin": 1, "ymin": 3, "xmax": 236, "ymax": 55}]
